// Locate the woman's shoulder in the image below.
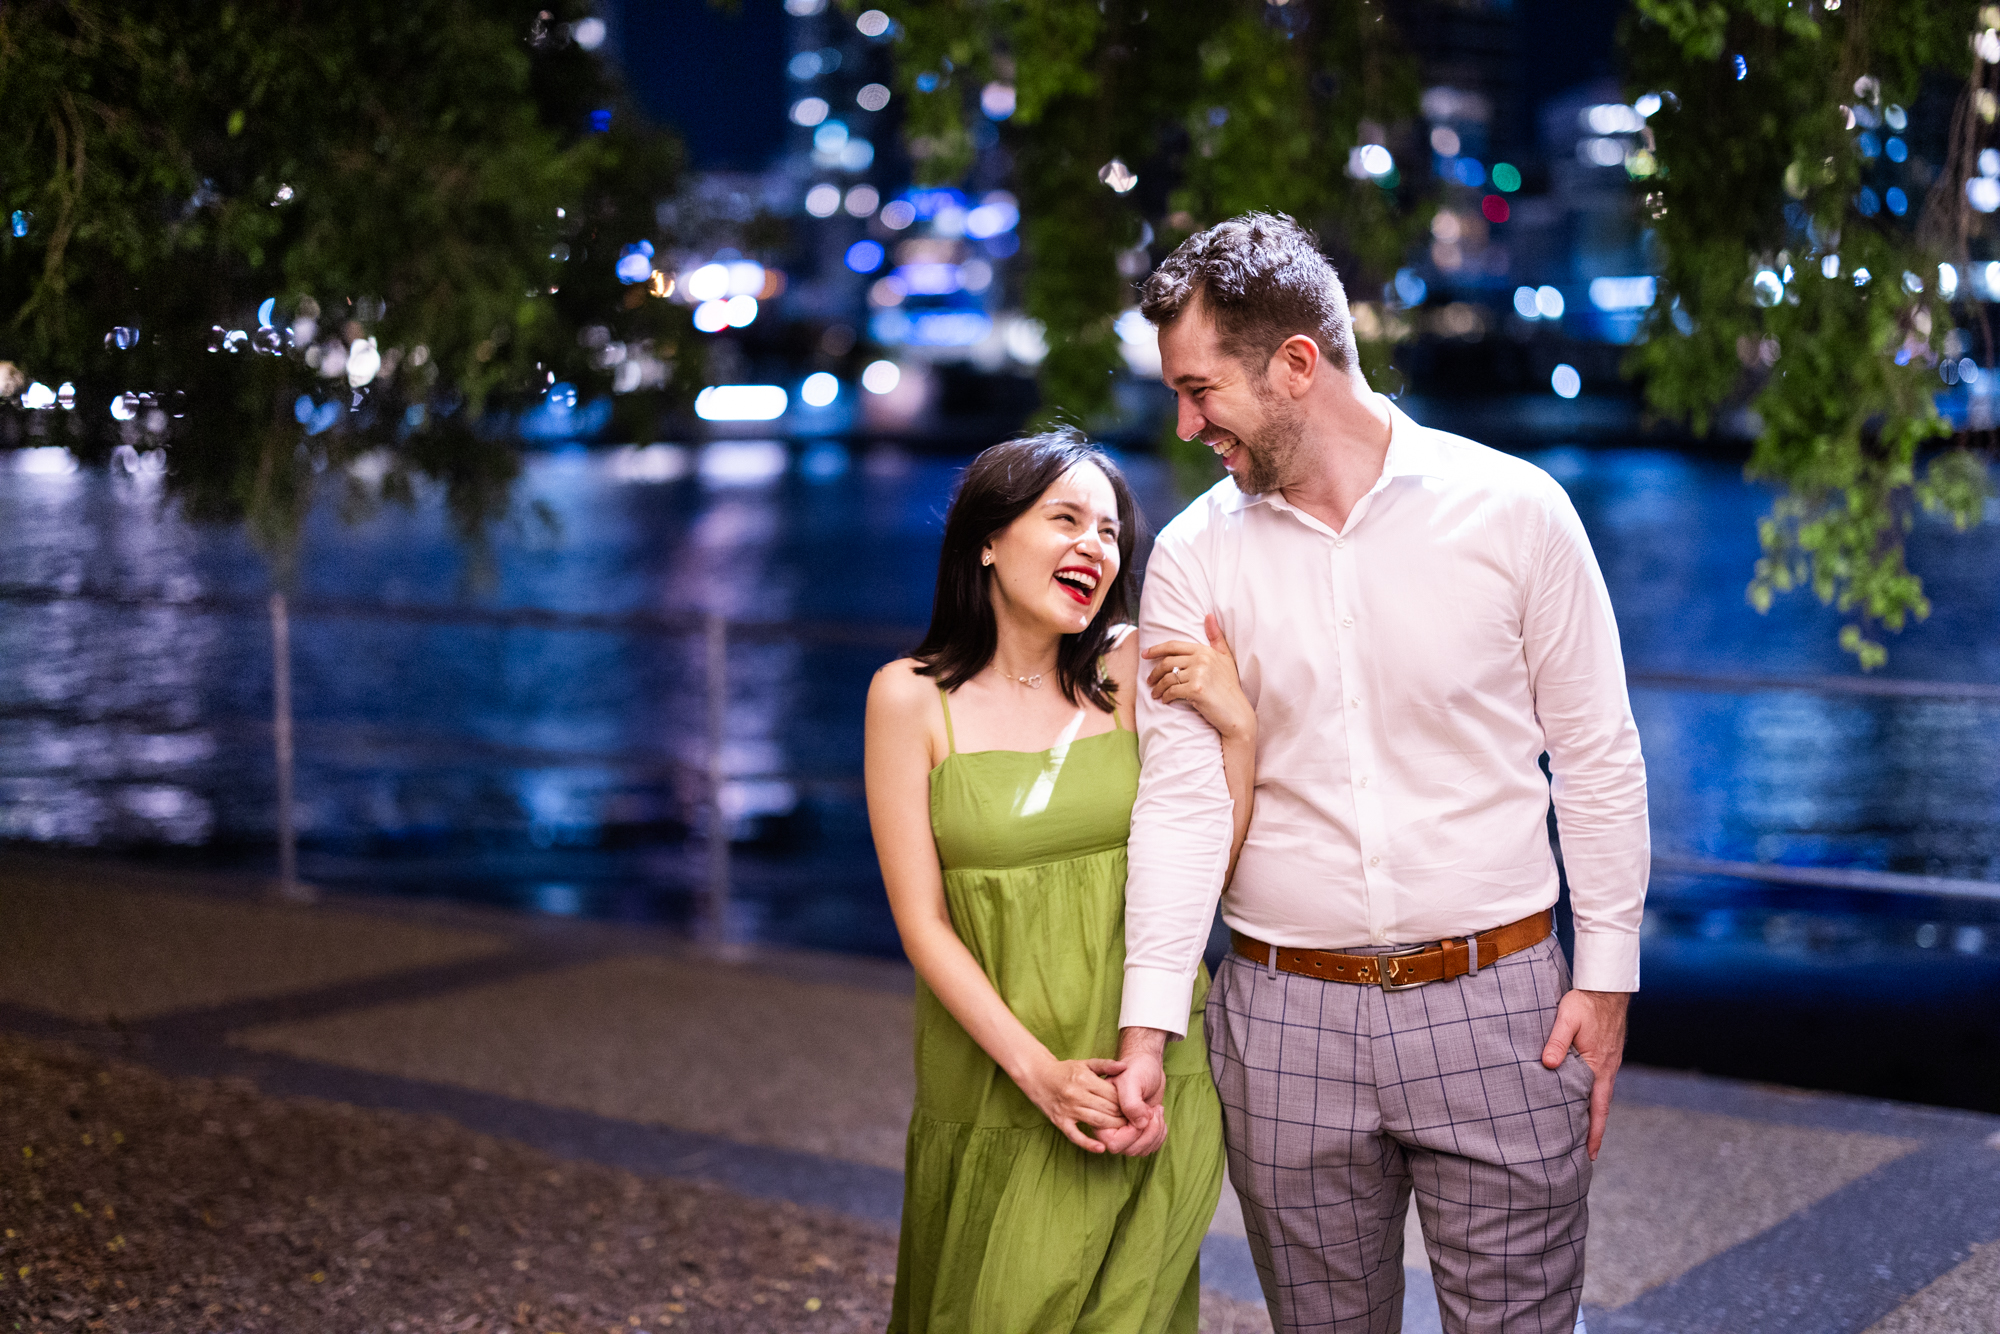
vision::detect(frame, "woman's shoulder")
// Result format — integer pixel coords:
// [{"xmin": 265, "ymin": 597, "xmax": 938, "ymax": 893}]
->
[
  {"xmin": 867, "ymin": 659, "xmax": 949, "ymax": 765},
  {"xmin": 1101, "ymin": 623, "xmax": 1140, "ymax": 679},
  {"xmin": 1100, "ymin": 624, "xmax": 1140, "ymax": 724},
  {"xmin": 870, "ymin": 657, "xmax": 941, "ymax": 709}
]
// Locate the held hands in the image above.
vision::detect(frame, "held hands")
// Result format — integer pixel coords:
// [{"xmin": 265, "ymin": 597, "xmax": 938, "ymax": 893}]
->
[
  {"xmin": 1104, "ymin": 1028, "xmax": 1170, "ymax": 1158},
  {"xmin": 1017, "ymin": 1053, "xmax": 1134, "ymax": 1154},
  {"xmin": 1540, "ymin": 988, "xmax": 1630, "ymax": 1160},
  {"xmin": 1144, "ymin": 614, "xmax": 1254, "ymax": 741}
]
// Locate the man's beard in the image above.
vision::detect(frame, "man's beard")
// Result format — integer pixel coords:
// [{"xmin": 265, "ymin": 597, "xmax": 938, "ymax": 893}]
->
[{"xmin": 1230, "ymin": 383, "xmax": 1309, "ymax": 495}]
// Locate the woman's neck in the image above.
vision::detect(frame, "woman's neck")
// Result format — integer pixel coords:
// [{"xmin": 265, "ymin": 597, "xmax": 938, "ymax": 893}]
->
[{"xmin": 989, "ymin": 615, "xmax": 1060, "ymax": 682}]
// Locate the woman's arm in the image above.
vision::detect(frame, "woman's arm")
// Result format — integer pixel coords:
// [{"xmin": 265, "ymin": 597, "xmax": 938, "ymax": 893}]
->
[
  {"xmin": 1142, "ymin": 614, "xmax": 1257, "ymax": 882},
  {"xmin": 864, "ymin": 662, "xmax": 1129, "ymax": 1153},
  {"xmin": 1218, "ymin": 728, "xmax": 1256, "ymax": 886},
  {"xmin": 1103, "ymin": 625, "xmax": 1141, "ymax": 733}
]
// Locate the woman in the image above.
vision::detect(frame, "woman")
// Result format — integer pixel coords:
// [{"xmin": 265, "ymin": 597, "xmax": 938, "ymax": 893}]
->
[{"xmin": 865, "ymin": 428, "xmax": 1258, "ymax": 1333}]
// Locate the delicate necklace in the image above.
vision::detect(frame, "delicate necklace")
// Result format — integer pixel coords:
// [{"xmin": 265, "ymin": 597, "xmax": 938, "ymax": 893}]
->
[{"xmin": 994, "ymin": 663, "xmax": 1046, "ymax": 689}]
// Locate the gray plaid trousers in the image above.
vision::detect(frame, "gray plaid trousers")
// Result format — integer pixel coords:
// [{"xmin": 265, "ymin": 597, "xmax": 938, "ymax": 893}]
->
[{"xmin": 1206, "ymin": 935, "xmax": 1593, "ymax": 1334}]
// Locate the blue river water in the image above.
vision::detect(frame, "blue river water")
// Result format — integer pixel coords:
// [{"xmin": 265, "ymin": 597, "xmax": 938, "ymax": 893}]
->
[{"xmin": 2, "ymin": 423, "xmax": 1997, "ymax": 1105}]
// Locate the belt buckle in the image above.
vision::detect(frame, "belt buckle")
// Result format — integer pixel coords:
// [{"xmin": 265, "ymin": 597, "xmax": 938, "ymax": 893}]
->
[{"xmin": 1378, "ymin": 943, "xmax": 1435, "ymax": 991}]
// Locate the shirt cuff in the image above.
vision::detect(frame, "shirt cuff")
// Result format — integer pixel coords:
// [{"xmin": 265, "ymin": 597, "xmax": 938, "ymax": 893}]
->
[
  {"xmin": 1119, "ymin": 963, "xmax": 1196, "ymax": 1039},
  {"xmin": 1571, "ymin": 929, "xmax": 1641, "ymax": 992}
]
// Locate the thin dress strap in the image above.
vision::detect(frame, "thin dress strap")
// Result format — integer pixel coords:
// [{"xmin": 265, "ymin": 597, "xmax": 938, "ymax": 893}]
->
[
  {"xmin": 1096, "ymin": 656, "xmax": 1125, "ymax": 731},
  {"xmin": 937, "ymin": 686, "xmax": 957, "ymax": 754}
]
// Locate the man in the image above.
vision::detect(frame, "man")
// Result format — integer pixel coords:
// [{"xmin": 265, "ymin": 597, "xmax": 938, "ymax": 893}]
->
[{"xmin": 1111, "ymin": 213, "xmax": 1648, "ymax": 1334}]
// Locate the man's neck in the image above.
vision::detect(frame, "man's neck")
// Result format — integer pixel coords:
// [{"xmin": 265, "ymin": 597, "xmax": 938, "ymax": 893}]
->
[{"xmin": 1277, "ymin": 380, "xmax": 1394, "ymax": 533}]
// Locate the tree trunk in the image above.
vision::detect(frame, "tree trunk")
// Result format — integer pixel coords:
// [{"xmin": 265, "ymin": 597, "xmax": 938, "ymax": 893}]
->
[
  {"xmin": 704, "ymin": 610, "xmax": 732, "ymax": 947},
  {"xmin": 270, "ymin": 590, "xmax": 306, "ymax": 900}
]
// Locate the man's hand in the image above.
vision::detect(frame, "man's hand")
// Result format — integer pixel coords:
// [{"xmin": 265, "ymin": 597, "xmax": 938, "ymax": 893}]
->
[
  {"xmin": 1106, "ymin": 1027, "xmax": 1171, "ymax": 1157},
  {"xmin": 1012, "ymin": 1052, "xmax": 1132, "ymax": 1153},
  {"xmin": 1541, "ymin": 989, "xmax": 1629, "ymax": 1160}
]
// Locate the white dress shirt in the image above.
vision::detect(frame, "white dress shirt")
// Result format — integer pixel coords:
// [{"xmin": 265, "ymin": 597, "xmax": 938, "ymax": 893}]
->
[{"xmin": 1121, "ymin": 401, "xmax": 1649, "ymax": 1036}]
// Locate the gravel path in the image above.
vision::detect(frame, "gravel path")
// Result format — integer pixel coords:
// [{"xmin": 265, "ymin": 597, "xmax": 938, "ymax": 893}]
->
[{"xmin": 0, "ymin": 1034, "xmax": 1271, "ymax": 1333}]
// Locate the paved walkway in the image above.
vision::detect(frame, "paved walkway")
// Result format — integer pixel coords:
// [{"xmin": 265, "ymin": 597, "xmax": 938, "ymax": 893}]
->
[{"xmin": 3, "ymin": 849, "xmax": 1997, "ymax": 1333}]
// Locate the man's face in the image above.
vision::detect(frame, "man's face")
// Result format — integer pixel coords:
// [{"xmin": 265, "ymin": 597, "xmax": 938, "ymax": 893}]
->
[{"xmin": 1157, "ymin": 304, "xmax": 1309, "ymax": 495}]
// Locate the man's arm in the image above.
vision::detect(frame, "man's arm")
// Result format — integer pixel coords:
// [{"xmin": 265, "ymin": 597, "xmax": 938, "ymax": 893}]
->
[
  {"xmin": 1522, "ymin": 484, "xmax": 1650, "ymax": 1160},
  {"xmin": 1113, "ymin": 535, "xmax": 1237, "ymax": 1153}
]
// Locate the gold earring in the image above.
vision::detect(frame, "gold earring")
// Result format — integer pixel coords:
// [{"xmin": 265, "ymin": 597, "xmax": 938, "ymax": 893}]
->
[{"xmin": 981, "ymin": 551, "xmax": 994, "ymax": 566}]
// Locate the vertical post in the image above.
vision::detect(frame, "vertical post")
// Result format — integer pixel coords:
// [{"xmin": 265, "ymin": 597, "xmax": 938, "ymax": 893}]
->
[
  {"xmin": 270, "ymin": 590, "xmax": 302, "ymax": 900},
  {"xmin": 704, "ymin": 610, "xmax": 731, "ymax": 944}
]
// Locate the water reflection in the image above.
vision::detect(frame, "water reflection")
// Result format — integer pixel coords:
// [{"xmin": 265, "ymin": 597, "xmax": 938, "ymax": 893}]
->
[
  {"xmin": 531, "ymin": 882, "xmax": 585, "ymax": 916},
  {"xmin": 0, "ymin": 441, "xmax": 1996, "ymax": 966},
  {"xmin": 1632, "ymin": 688, "xmax": 2000, "ymax": 880},
  {"xmin": 1, "ymin": 444, "xmax": 223, "ymax": 846}
]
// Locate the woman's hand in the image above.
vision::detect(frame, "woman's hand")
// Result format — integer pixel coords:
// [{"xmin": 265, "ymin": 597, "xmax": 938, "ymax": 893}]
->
[
  {"xmin": 1144, "ymin": 613, "xmax": 1254, "ymax": 741},
  {"xmin": 1015, "ymin": 1054, "xmax": 1132, "ymax": 1153}
]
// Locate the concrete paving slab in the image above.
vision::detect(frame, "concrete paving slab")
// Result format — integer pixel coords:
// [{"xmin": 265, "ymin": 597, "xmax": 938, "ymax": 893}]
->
[
  {"xmin": 11, "ymin": 851, "xmax": 1998, "ymax": 1332},
  {"xmin": 1210, "ymin": 1102, "xmax": 1918, "ymax": 1323},
  {"xmin": 1591, "ymin": 1137, "xmax": 2000, "ymax": 1334},
  {"xmin": 0, "ymin": 867, "xmax": 506, "ymax": 1021},
  {"xmin": 233, "ymin": 953, "xmax": 918, "ymax": 1170},
  {"xmin": 1211, "ymin": 1170, "xmax": 1247, "ymax": 1236},
  {"xmin": 1860, "ymin": 1239, "xmax": 2000, "ymax": 1334},
  {"xmin": 1583, "ymin": 1103, "xmax": 1919, "ymax": 1309}
]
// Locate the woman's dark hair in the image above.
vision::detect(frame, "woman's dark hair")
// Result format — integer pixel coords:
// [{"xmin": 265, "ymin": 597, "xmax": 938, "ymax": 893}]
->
[{"xmin": 912, "ymin": 427, "xmax": 1140, "ymax": 712}]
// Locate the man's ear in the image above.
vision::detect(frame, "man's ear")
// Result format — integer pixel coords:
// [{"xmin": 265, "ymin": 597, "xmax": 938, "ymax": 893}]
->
[{"xmin": 1272, "ymin": 334, "xmax": 1321, "ymax": 397}]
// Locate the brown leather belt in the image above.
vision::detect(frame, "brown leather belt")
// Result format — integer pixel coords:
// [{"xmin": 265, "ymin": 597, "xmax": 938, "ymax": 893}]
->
[{"xmin": 1231, "ymin": 909, "xmax": 1553, "ymax": 991}]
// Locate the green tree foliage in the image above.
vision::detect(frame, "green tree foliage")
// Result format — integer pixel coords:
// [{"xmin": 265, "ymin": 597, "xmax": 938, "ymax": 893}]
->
[
  {"xmin": 875, "ymin": 0, "xmax": 1425, "ymax": 472},
  {"xmin": 0, "ymin": 0, "xmax": 685, "ymax": 582},
  {"xmin": 1626, "ymin": 0, "xmax": 1994, "ymax": 667},
  {"xmin": 873, "ymin": 0, "xmax": 1992, "ymax": 666}
]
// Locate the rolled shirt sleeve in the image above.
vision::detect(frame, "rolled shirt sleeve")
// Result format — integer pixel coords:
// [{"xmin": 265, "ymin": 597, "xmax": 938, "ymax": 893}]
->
[
  {"xmin": 1524, "ymin": 484, "xmax": 1650, "ymax": 992},
  {"xmin": 1121, "ymin": 537, "xmax": 1235, "ymax": 1037}
]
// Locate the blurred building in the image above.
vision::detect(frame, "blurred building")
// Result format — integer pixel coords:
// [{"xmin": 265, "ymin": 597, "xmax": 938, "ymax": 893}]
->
[
  {"xmin": 616, "ymin": 0, "xmax": 1659, "ymax": 435},
  {"xmin": 606, "ymin": 0, "xmax": 1037, "ymax": 441},
  {"xmin": 774, "ymin": 0, "xmax": 1041, "ymax": 438},
  {"xmin": 1390, "ymin": 0, "xmax": 1659, "ymax": 408}
]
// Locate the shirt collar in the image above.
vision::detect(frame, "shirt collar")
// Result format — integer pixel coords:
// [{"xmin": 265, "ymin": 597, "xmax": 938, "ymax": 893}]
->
[{"xmin": 1217, "ymin": 396, "xmax": 1447, "ymax": 512}]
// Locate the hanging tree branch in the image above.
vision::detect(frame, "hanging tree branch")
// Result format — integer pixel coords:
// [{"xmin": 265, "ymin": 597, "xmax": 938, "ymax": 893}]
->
[
  {"xmin": 1626, "ymin": 0, "xmax": 1993, "ymax": 668},
  {"xmin": 876, "ymin": 0, "xmax": 1426, "ymax": 472}
]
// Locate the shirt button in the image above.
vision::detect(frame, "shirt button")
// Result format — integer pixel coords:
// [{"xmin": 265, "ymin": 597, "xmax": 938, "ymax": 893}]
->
[
  {"xmin": 1349, "ymin": 697, "xmax": 1359, "ymax": 708},
  {"xmin": 1342, "ymin": 616, "xmax": 1354, "ymax": 628},
  {"xmin": 1358, "ymin": 776, "xmax": 1369, "ymax": 788},
  {"xmin": 1335, "ymin": 538, "xmax": 1346, "ymax": 549},
  {"xmin": 1370, "ymin": 856, "xmax": 1381, "ymax": 867}
]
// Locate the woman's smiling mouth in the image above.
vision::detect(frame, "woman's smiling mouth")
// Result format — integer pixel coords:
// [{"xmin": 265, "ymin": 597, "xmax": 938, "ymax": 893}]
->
[{"xmin": 1053, "ymin": 565, "xmax": 1099, "ymax": 605}]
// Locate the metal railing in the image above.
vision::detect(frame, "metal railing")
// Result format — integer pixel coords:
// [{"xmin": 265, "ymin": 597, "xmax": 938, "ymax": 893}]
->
[
  {"xmin": 1626, "ymin": 669, "xmax": 2000, "ymax": 703},
  {"xmin": 1648, "ymin": 854, "xmax": 2000, "ymax": 903},
  {"xmin": 4, "ymin": 582, "xmax": 1998, "ymax": 912},
  {"xmin": 1622, "ymin": 672, "xmax": 2000, "ymax": 903},
  {"xmin": 0, "ymin": 582, "xmax": 918, "ymax": 938}
]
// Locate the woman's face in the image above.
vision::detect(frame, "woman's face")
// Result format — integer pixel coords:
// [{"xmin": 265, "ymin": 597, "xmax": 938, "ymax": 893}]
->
[{"xmin": 983, "ymin": 462, "xmax": 1123, "ymax": 638}]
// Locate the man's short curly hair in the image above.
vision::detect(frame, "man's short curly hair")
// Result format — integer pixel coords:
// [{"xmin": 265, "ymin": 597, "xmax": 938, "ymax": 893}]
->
[{"xmin": 1138, "ymin": 212, "xmax": 1357, "ymax": 377}]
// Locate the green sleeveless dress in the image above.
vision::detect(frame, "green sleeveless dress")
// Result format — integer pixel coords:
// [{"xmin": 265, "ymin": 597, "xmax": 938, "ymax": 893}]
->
[{"xmin": 889, "ymin": 690, "xmax": 1225, "ymax": 1334}]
